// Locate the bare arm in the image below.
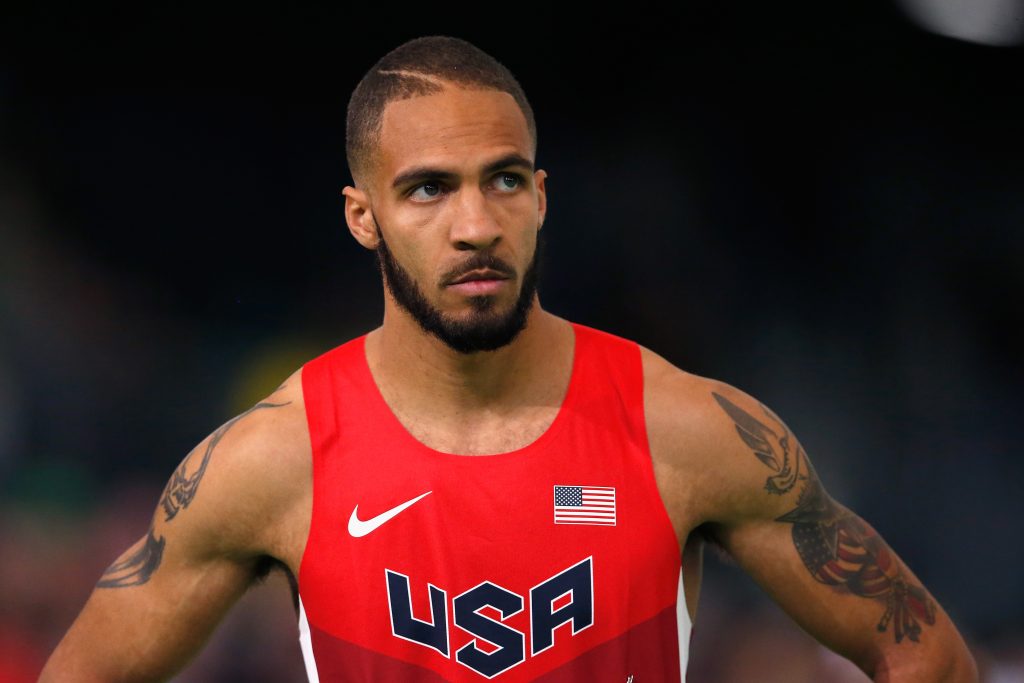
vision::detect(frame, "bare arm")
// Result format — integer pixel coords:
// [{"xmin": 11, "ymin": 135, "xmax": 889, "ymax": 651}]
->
[
  {"xmin": 643, "ymin": 351, "xmax": 977, "ymax": 682},
  {"xmin": 40, "ymin": 376, "xmax": 309, "ymax": 682}
]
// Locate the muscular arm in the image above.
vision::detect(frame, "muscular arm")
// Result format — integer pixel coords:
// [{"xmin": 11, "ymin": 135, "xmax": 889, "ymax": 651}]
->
[
  {"xmin": 40, "ymin": 375, "xmax": 310, "ymax": 682},
  {"xmin": 643, "ymin": 350, "xmax": 977, "ymax": 682}
]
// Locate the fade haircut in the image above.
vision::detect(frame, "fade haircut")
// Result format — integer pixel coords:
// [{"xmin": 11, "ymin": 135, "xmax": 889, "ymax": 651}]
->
[{"xmin": 346, "ymin": 36, "xmax": 537, "ymax": 187}]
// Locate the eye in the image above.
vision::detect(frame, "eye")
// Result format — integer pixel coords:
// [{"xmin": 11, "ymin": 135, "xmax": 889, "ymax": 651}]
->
[
  {"xmin": 409, "ymin": 183, "xmax": 445, "ymax": 202},
  {"xmin": 492, "ymin": 172, "xmax": 523, "ymax": 193}
]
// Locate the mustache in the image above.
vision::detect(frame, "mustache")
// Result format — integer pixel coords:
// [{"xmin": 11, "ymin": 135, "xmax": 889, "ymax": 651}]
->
[{"xmin": 440, "ymin": 252, "xmax": 517, "ymax": 286}]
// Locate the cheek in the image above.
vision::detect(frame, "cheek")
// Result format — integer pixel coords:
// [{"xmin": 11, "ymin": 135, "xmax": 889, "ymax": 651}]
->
[
  {"xmin": 515, "ymin": 214, "xmax": 540, "ymax": 257},
  {"xmin": 489, "ymin": 196, "xmax": 540, "ymax": 241},
  {"xmin": 398, "ymin": 247, "xmax": 437, "ymax": 285},
  {"xmin": 518, "ymin": 232, "xmax": 537, "ymax": 267},
  {"xmin": 379, "ymin": 216, "xmax": 441, "ymax": 279},
  {"xmin": 394, "ymin": 215, "xmax": 450, "ymax": 269},
  {"xmin": 400, "ymin": 239, "xmax": 450, "ymax": 290}
]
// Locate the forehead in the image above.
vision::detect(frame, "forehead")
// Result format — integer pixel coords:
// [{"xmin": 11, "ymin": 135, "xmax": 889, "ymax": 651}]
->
[{"xmin": 377, "ymin": 86, "xmax": 533, "ymax": 182}]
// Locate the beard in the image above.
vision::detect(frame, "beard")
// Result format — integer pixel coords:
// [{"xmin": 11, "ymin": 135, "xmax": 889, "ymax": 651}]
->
[{"xmin": 373, "ymin": 217, "xmax": 543, "ymax": 354}]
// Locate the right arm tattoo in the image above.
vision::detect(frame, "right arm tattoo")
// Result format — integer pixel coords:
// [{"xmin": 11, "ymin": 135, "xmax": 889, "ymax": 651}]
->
[
  {"xmin": 96, "ymin": 393, "xmax": 291, "ymax": 589},
  {"xmin": 159, "ymin": 398, "xmax": 292, "ymax": 521},
  {"xmin": 96, "ymin": 527, "xmax": 165, "ymax": 588}
]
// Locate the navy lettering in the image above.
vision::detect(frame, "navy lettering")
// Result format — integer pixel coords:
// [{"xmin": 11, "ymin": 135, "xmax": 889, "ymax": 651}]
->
[
  {"xmin": 529, "ymin": 556, "xmax": 594, "ymax": 655},
  {"xmin": 385, "ymin": 559, "xmax": 594, "ymax": 666},
  {"xmin": 453, "ymin": 581, "xmax": 525, "ymax": 678},
  {"xmin": 386, "ymin": 569, "xmax": 449, "ymax": 657}
]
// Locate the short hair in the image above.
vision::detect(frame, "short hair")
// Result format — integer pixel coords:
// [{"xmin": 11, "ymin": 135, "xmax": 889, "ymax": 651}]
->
[{"xmin": 346, "ymin": 36, "xmax": 537, "ymax": 187}]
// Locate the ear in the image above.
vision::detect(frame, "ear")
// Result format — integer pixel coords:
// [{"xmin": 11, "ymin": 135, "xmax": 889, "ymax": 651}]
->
[
  {"xmin": 534, "ymin": 169, "xmax": 548, "ymax": 231},
  {"xmin": 342, "ymin": 185, "xmax": 380, "ymax": 250}
]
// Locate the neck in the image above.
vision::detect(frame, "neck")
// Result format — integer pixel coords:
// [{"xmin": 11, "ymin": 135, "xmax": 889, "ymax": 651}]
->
[{"xmin": 366, "ymin": 297, "xmax": 570, "ymax": 411}]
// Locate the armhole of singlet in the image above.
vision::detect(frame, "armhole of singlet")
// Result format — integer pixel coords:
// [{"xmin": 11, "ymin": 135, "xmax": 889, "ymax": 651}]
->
[
  {"xmin": 296, "ymin": 345, "xmax": 346, "ymax": 602},
  {"xmin": 630, "ymin": 341, "xmax": 691, "ymax": 680},
  {"xmin": 295, "ymin": 355, "xmax": 325, "ymax": 681},
  {"xmin": 296, "ymin": 356, "xmax": 322, "ymax": 597},
  {"xmin": 629, "ymin": 340, "xmax": 684, "ymax": 561},
  {"xmin": 296, "ymin": 337, "xmax": 365, "ymax": 593},
  {"xmin": 586, "ymin": 328, "xmax": 689, "ymax": 678}
]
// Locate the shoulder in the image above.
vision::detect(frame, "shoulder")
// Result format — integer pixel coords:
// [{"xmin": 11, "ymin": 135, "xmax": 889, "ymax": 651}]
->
[
  {"xmin": 571, "ymin": 325, "xmax": 738, "ymax": 452},
  {"xmin": 639, "ymin": 346, "xmax": 795, "ymax": 527},
  {"xmin": 205, "ymin": 367, "xmax": 310, "ymax": 483},
  {"xmin": 160, "ymin": 367, "xmax": 311, "ymax": 562},
  {"xmin": 218, "ymin": 368, "xmax": 310, "ymax": 467},
  {"xmin": 639, "ymin": 344, "xmax": 742, "ymax": 458}
]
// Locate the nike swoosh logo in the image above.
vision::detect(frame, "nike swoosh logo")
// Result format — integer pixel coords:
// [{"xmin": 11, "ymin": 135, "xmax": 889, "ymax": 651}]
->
[{"xmin": 348, "ymin": 490, "xmax": 433, "ymax": 538}]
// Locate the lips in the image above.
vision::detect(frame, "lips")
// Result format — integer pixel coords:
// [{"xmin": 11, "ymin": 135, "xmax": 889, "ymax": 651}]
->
[{"xmin": 447, "ymin": 268, "xmax": 511, "ymax": 286}]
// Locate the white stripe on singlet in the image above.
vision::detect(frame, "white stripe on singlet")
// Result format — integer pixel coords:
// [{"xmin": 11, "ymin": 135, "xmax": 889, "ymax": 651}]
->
[
  {"xmin": 298, "ymin": 598, "xmax": 321, "ymax": 683},
  {"xmin": 677, "ymin": 568, "xmax": 692, "ymax": 680}
]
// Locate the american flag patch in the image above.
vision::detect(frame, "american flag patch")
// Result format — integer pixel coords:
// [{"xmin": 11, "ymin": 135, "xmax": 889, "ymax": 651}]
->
[{"xmin": 553, "ymin": 485, "xmax": 616, "ymax": 526}]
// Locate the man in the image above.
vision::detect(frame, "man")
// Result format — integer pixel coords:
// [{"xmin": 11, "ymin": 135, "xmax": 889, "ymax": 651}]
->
[{"xmin": 42, "ymin": 36, "xmax": 976, "ymax": 682}]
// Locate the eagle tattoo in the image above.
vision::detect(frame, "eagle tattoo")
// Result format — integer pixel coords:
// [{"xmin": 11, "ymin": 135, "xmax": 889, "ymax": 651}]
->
[{"xmin": 712, "ymin": 392, "xmax": 936, "ymax": 644}]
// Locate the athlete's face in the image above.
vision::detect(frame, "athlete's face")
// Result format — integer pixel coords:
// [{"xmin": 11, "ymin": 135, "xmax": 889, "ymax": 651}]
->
[{"xmin": 344, "ymin": 85, "xmax": 548, "ymax": 353}]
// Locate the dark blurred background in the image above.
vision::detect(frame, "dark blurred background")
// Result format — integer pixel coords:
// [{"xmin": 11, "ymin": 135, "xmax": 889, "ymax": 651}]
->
[{"xmin": 1, "ymin": 2, "xmax": 1022, "ymax": 681}]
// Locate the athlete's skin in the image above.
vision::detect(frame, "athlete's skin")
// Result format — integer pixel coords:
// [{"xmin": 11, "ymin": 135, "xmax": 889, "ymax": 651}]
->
[{"xmin": 41, "ymin": 85, "xmax": 977, "ymax": 682}]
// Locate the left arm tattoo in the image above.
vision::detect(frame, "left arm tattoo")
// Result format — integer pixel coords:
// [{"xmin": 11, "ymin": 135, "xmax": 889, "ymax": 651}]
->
[
  {"xmin": 712, "ymin": 391, "xmax": 937, "ymax": 644},
  {"xmin": 712, "ymin": 391, "xmax": 805, "ymax": 495}
]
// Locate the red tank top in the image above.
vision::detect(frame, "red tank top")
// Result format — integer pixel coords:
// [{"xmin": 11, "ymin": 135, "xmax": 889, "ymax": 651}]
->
[{"xmin": 298, "ymin": 323, "xmax": 689, "ymax": 681}]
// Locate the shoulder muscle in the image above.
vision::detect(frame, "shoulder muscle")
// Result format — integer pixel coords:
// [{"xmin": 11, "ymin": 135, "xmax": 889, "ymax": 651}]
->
[{"xmin": 157, "ymin": 369, "xmax": 310, "ymax": 563}]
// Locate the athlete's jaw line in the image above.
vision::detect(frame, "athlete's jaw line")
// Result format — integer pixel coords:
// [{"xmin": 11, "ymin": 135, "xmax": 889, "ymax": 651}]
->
[{"xmin": 372, "ymin": 216, "xmax": 542, "ymax": 355}]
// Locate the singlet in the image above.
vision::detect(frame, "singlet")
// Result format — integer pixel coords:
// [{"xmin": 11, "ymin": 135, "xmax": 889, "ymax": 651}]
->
[{"xmin": 298, "ymin": 322, "xmax": 691, "ymax": 681}]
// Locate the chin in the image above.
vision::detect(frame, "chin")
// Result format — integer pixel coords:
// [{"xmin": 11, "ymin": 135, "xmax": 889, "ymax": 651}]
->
[{"xmin": 465, "ymin": 294, "xmax": 508, "ymax": 313}]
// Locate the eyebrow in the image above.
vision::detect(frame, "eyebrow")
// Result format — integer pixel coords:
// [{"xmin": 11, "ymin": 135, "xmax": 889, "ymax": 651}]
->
[{"xmin": 390, "ymin": 153, "xmax": 535, "ymax": 190}]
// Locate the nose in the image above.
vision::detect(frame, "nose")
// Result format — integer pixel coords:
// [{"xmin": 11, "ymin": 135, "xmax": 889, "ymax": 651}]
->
[{"xmin": 449, "ymin": 185, "xmax": 502, "ymax": 251}]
